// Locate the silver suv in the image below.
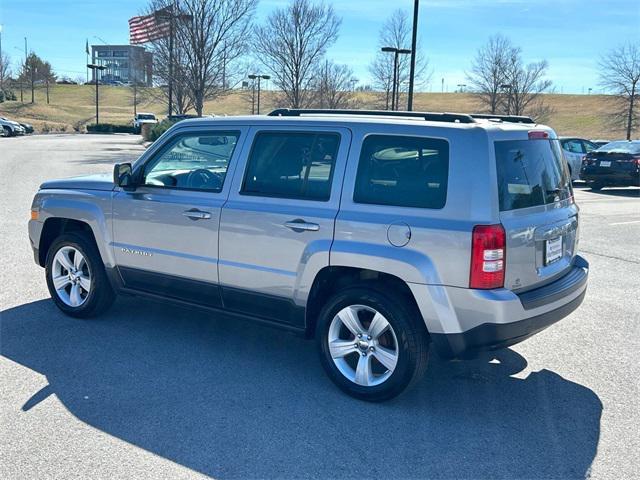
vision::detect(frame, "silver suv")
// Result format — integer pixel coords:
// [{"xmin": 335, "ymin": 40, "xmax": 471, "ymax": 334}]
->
[{"xmin": 28, "ymin": 109, "xmax": 589, "ymax": 401}]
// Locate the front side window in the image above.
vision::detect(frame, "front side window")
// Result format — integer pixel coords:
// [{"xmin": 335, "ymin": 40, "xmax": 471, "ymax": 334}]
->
[
  {"xmin": 242, "ymin": 132, "xmax": 340, "ymax": 201},
  {"xmin": 143, "ymin": 131, "xmax": 240, "ymax": 192},
  {"xmin": 354, "ymin": 135, "xmax": 449, "ymax": 209}
]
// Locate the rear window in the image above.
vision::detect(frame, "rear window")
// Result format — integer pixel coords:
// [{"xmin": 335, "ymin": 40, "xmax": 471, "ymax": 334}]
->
[
  {"xmin": 596, "ymin": 141, "xmax": 640, "ymax": 154},
  {"xmin": 354, "ymin": 135, "xmax": 449, "ymax": 209},
  {"xmin": 495, "ymin": 139, "xmax": 572, "ymax": 211}
]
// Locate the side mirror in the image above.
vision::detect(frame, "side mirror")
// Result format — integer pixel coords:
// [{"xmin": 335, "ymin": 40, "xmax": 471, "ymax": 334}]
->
[{"xmin": 113, "ymin": 163, "xmax": 135, "ymax": 189}]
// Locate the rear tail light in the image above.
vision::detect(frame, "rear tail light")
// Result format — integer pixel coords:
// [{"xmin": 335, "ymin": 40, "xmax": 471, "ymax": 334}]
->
[
  {"xmin": 582, "ymin": 157, "xmax": 596, "ymax": 166},
  {"xmin": 470, "ymin": 224, "xmax": 506, "ymax": 289},
  {"xmin": 619, "ymin": 155, "xmax": 640, "ymax": 166}
]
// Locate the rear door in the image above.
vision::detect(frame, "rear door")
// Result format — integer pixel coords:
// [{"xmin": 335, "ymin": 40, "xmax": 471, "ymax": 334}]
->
[
  {"xmin": 218, "ymin": 126, "xmax": 351, "ymax": 327},
  {"xmin": 495, "ymin": 134, "xmax": 579, "ymax": 291}
]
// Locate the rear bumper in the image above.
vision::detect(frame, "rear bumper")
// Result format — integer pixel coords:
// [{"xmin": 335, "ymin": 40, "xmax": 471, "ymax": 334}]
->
[
  {"xmin": 431, "ymin": 288, "xmax": 586, "ymax": 358},
  {"xmin": 580, "ymin": 168, "xmax": 640, "ymax": 186},
  {"xmin": 411, "ymin": 256, "xmax": 589, "ymax": 359}
]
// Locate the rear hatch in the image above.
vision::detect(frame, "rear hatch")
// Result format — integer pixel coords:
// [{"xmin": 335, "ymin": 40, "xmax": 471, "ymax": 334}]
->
[{"xmin": 495, "ymin": 134, "xmax": 578, "ymax": 292}]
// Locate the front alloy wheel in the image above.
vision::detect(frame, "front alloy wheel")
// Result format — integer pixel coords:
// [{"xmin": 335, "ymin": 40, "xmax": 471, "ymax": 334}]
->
[
  {"xmin": 45, "ymin": 233, "xmax": 115, "ymax": 318},
  {"xmin": 51, "ymin": 246, "xmax": 92, "ymax": 307}
]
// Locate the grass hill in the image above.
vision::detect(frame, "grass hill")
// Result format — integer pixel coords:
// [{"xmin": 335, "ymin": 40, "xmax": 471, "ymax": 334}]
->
[{"xmin": 1, "ymin": 84, "xmax": 635, "ymax": 140}]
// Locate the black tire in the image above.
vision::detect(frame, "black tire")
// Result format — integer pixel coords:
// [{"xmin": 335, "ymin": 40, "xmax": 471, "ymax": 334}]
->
[
  {"xmin": 316, "ymin": 285, "xmax": 429, "ymax": 402},
  {"xmin": 45, "ymin": 232, "xmax": 115, "ymax": 318},
  {"xmin": 590, "ymin": 181, "xmax": 604, "ymax": 191},
  {"xmin": 3, "ymin": 126, "xmax": 13, "ymax": 137}
]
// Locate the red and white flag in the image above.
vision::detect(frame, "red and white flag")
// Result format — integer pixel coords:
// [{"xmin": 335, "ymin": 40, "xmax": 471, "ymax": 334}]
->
[{"xmin": 129, "ymin": 9, "xmax": 170, "ymax": 44}]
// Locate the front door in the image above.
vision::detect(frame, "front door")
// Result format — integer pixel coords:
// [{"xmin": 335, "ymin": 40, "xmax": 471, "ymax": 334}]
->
[
  {"xmin": 218, "ymin": 126, "xmax": 351, "ymax": 327},
  {"xmin": 112, "ymin": 128, "xmax": 245, "ymax": 307}
]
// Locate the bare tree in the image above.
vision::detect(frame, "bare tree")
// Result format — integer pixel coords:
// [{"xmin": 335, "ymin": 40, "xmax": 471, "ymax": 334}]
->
[
  {"xmin": 147, "ymin": 0, "xmax": 257, "ymax": 115},
  {"xmin": 311, "ymin": 60, "xmax": 356, "ymax": 109},
  {"xmin": 254, "ymin": 0, "xmax": 341, "ymax": 108},
  {"xmin": 178, "ymin": 0, "xmax": 256, "ymax": 115},
  {"xmin": 466, "ymin": 34, "xmax": 514, "ymax": 114},
  {"xmin": 504, "ymin": 54, "xmax": 553, "ymax": 117},
  {"xmin": 0, "ymin": 52, "xmax": 11, "ymax": 92},
  {"xmin": 468, "ymin": 35, "xmax": 552, "ymax": 120},
  {"xmin": 599, "ymin": 43, "xmax": 640, "ymax": 140},
  {"xmin": 368, "ymin": 9, "xmax": 430, "ymax": 110}
]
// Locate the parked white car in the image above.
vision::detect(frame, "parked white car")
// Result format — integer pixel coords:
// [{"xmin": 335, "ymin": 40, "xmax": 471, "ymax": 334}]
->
[
  {"xmin": 0, "ymin": 117, "xmax": 26, "ymax": 136},
  {"xmin": 559, "ymin": 137, "xmax": 598, "ymax": 181},
  {"xmin": 133, "ymin": 113, "xmax": 158, "ymax": 132}
]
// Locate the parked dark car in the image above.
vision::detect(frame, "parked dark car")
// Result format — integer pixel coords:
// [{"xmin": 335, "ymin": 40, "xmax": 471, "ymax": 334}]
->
[
  {"xmin": 20, "ymin": 123, "xmax": 34, "ymax": 134},
  {"xmin": 581, "ymin": 140, "xmax": 640, "ymax": 190}
]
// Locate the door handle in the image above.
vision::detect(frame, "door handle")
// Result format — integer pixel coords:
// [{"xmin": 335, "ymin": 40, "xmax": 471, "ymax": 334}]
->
[
  {"xmin": 183, "ymin": 209, "xmax": 212, "ymax": 220},
  {"xmin": 284, "ymin": 219, "xmax": 320, "ymax": 232}
]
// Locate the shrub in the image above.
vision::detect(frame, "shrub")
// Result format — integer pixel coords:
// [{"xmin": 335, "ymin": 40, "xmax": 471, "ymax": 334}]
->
[
  {"xmin": 0, "ymin": 90, "xmax": 4, "ymax": 103},
  {"xmin": 42, "ymin": 123, "xmax": 51, "ymax": 134},
  {"xmin": 86, "ymin": 123, "xmax": 136, "ymax": 134},
  {"xmin": 149, "ymin": 119, "xmax": 177, "ymax": 142}
]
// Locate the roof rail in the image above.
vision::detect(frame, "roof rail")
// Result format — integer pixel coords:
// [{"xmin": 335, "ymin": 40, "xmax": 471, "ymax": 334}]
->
[
  {"xmin": 268, "ymin": 108, "xmax": 477, "ymax": 124},
  {"xmin": 470, "ymin": 113, "xmax": 535, "ymax": 124}
]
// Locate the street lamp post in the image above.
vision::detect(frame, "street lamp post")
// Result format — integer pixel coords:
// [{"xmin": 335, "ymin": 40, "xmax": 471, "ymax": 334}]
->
[
  {"xmin": 381, "ymin": 47, "xmax": 411, "ymax": 111},
  {"xmin": 457, "ymin": 83, "xmax": 467, "ymax": 93},
  {"xmin": 407, "ymin": 0, "xmax": 419, "ymax": 111},
  {"xmin": 248, "ymin": 74, "xmax": 270, "ymax": 115},
  {"xmin": 87, "ymin": 64, "xmax": 106, "ymax": 125}
]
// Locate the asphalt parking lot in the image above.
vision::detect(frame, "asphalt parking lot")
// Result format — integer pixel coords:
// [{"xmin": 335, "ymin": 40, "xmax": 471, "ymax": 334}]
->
[{"xmin": 1, "ymin": 134, "xmax": 639, "ymax": 479}]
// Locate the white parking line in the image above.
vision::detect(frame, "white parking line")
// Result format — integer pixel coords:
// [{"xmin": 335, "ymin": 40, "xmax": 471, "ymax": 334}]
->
[{"xmin": 608, "ymin": 220, "xmax": 640, "ymax": 225}]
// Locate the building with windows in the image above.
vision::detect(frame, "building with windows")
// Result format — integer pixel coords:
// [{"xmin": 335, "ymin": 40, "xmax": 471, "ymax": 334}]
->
[{"xmin": 91, "ymin": 45, "xmax": 153, "ymax": 86}]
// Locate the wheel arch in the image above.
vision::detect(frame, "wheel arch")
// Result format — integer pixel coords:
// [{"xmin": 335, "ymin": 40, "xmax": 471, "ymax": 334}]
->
[
  {"xmin": 38, "ymin": 218, "xmax": 98, "ymax": 266},
  {"xmin": 304, "ymin": 266, "xmax": 427, "ymax": 339}
]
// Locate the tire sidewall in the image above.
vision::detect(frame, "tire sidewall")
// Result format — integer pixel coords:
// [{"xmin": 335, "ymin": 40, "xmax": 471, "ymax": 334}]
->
[
  {"xmin": 45, "ymin": 233, "xmax": 104, "ymax": 317},
  {"xmin": 317, "ymin": 287, "xmax": 421, "ymax": 401}
]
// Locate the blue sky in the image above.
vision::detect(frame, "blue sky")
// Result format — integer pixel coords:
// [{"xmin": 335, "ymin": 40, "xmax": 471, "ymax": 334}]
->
[{"xmin": 1, "ymin": 0, "xmax": 638, "ymax": 93}]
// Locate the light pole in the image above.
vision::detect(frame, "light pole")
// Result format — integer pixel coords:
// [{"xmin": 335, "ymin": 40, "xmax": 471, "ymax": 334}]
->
[
  {"xmin": 407, "ymin": 0, "xmax": 419, "ymax": 111},
  {"xmin": 457, "ymin": 83, "xmax": 467, "ymax": 93},
  {"xmin": 88, "ymin": 64, "xmax": 106, "ymax": 125},
  {"xmin": 381, "ymin": 47, "xmax": 412, "ymax": 111},
  {"xmin": 248, "ymin": 74, "xmax": 270, "ymax": 114}
]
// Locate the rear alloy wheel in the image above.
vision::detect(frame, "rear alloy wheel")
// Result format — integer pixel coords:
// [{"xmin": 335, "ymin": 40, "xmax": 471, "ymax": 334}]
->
[
  {"xmin": 317, "ymin": 286, "xmax": 429, "ymax": 401},
  {"xmin": 328, "ymin": 305, "xmax": 399, "ymax": 387},
  {"xmin": 45, "ymin": 233, "xmax": 115, "ymax": 318}
]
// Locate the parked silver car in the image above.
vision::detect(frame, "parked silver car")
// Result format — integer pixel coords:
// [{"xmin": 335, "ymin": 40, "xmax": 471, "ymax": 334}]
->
[
  {"xmin": 559, "ymin": 137, "xmax": 599, "ymax": 181},
  {"xmin": 28, "ymin": 109, "xmax": 589, "ymax": 401}
]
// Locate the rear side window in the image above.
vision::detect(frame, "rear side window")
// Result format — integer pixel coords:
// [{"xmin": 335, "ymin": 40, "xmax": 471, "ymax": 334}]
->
[
  {"xmin": 495, "ymin": 139, "xmax": 572, "ymax": 211},
  {"xmin": 561, "ymin": 139, "xmax": 584, "ymax": 154},
  {"xmin": 354, "ymin": 135, "xmax": 449, "ymax": 209},
  {"xmin": 242, "ymin": 132, "xmax": 340, "ymax": 201}
]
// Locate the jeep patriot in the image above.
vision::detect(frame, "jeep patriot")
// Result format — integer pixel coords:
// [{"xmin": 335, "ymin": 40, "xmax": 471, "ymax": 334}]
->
[{"xmin": 29, "ymin": 109, "xmax": 589, "ymax": 401}]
